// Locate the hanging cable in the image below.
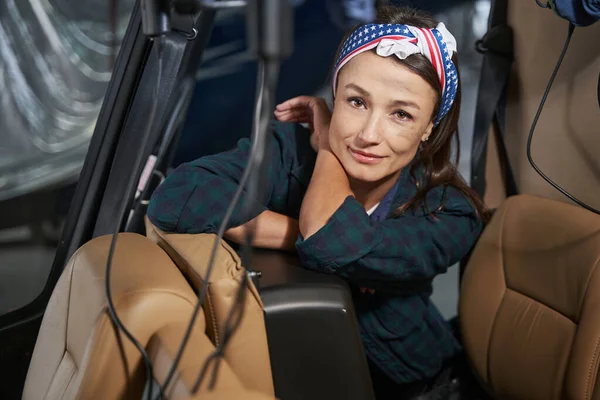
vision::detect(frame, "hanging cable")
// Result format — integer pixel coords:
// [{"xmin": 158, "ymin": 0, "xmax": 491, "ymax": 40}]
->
[
  {"xmin": 104, "ymin": 37, "xmax": 166, "ymax": 400},
  {"xmin": 526, "ymin": 23, "xmax": 600, "ymax": 215},
  {"xmin": 191, "ymin": 57, "xmax": 279, "ymax": 393},
  {"xmin": 158, "ymin": 59, "xmax": 269, "ymax": 394}
]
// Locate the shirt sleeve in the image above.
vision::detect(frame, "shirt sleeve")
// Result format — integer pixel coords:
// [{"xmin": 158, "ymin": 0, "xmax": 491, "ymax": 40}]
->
[
  {"xmin": 147, "ymin": 122, "xmax": 288, "ymax": 234},
  {"xmin": 295, "ymin": 187, "xmax": 483, "ymax": 289}
]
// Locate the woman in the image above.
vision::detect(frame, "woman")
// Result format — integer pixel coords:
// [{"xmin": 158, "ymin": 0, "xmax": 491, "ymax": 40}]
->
[{"xmin": 148, "ymin": 5, "xmax": 488, "ymax": 398}]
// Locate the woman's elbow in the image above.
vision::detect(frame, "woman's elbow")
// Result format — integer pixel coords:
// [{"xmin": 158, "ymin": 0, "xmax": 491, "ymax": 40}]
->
[
  {"xmin": 146, "ymin": 174, "xmax": 197, "ymax": 232},
  {"xmin": 146, "ymin": 190, "xmax": 183, "ymax": 232}
]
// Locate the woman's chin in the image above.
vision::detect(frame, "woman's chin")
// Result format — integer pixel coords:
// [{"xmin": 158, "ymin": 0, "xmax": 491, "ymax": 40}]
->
[
  {"xmin": 343, "ymin": 164, "xmax": 386, "ymax": 183},
  {"xmin": 334, "ymin": 148, "xmax": 394, "ymax": 183}
]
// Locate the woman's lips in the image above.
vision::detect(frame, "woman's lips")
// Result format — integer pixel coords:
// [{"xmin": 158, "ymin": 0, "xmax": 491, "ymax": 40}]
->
[{"xmin": 348, "ymin": 147, "xmax": 385, "ymax": 165}]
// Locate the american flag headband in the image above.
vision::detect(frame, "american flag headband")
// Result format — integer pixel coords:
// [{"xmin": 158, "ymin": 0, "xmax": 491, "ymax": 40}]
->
[{"xmin": 332, "ymin": 22, "xmax": 459, "ymax": 126}]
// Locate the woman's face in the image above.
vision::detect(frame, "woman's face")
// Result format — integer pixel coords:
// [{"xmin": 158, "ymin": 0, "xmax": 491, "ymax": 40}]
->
[{"xmin": 329, "ymin": 51, "xmax": 438, "ymax": 184}]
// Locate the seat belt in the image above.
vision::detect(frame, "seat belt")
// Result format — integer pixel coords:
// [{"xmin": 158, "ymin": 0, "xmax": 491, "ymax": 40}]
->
[
  {"xmin": 470, "ymin": 0, "xmax": 518, "ymax": 199},
  {"xmin": 459, "ymin": 0, "xmax": 518, "ymax": 285}
]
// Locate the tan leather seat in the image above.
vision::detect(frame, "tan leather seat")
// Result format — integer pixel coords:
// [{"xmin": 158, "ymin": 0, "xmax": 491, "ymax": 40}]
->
[
  {"xmin": 22, "ymin": 233, "xmax": 202, "ymax": 400},
  {"xmin": 460, "ymin": 194, "xmax": 600, "ymax": 400},
  {"xmin": 148, "ymin": 322, "xmax": 277, "ymax": 400},
  {"xmin": 145, "ymin": 219, "xmax": 275, "ymax": 397}
]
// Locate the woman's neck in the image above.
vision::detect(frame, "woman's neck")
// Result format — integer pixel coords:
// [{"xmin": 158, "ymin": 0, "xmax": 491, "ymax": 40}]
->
[{"xmin": 350, "ymin": 170, "xmax": 402, "ymax": 211}]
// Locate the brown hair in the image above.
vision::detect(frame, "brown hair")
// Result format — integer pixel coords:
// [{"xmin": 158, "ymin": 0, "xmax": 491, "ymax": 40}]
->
[{"xmin": 332, "ymin": 6, "xmax": 490, "ymax": 222}]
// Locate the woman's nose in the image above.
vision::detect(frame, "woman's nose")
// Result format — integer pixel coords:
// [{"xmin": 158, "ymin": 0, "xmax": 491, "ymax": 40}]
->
[{"xmin": 356, "ymin": 114, "xmax": 383, "ymax": 145}]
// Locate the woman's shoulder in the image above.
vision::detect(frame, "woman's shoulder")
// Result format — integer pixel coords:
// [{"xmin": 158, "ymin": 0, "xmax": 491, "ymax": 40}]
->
[
  {"xmin": 405, "ymin": 167, "xmax": 479, "ymax": 217},
  {"xmin": 270, "ymin": 120, "xmax": 313, "ymax": 150},
  {"xmin": 269, "ymin": 120, "xmax": 316, "ymax": 169}
]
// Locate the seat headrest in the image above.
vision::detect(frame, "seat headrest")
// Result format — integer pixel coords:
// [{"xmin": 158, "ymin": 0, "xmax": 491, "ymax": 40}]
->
[{"xmin": 145, "ymin": 218, "xmax": 253, "ymax": 289}]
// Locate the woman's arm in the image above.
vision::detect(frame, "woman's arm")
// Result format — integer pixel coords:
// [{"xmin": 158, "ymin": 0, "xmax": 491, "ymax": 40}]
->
[
  {"xmin": 224, "ymin": 210, "xmax": 299, "ymax": 251},
  {"xmin": 299, "ymin": 149, "xmax": 353, "ymax": 238},
  {"xmin": 296, "ymin": 187, "xmax": 483, "ymax": 289},
  {"xmin": 147, "ymin": 123, "xmax": 292, "ymax": 251},
  {"xmin": 274, "ymin": 96, "xmax": 352, "ymax": 239}
]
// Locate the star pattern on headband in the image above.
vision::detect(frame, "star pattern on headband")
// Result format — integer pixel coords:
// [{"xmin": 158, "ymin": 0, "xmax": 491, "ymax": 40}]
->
[
  {"xmin": 335, "ymin": 23, "xmax": 458, "ymax": 125},
  {"xmin": 431, "ymin": 27, "xmax": 458, "ymax": 122}
]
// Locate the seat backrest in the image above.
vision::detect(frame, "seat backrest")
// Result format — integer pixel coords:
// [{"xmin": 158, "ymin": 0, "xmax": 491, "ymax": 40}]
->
[
  {"xmin": 483, "ymin": 0, "xmax": 600, "ymax": 209},
  {"xmin": 460, "ymin": 194, "xmax": 600, "ymax": 400},
  {"xmin": 22, "ymin": 233, "xmax": 201, "ymax": 400},
  {"xmin": 148, "ymin": 322, "xmax": 278, "ymax": 400},
  {"xmin": 145, "ymin": 219, "xmax": 275, "ymax": 397}
]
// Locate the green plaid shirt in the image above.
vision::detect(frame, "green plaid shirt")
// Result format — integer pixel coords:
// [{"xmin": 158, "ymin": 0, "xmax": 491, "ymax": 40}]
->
[{"xmin": 148, "ymin": 121, "xmax": 483, "ymax": 384}]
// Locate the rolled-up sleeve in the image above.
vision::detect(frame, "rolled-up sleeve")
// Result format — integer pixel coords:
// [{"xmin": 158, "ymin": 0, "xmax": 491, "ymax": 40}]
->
[{"xmin": 295, "ymin": 188, "xmax": 482, "ymax": 287}]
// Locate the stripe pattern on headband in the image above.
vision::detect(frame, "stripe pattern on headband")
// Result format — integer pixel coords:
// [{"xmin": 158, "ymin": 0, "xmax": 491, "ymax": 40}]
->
[{"xmin": 332, "ymin": 23, "xmax": 458, "ymax": 126}]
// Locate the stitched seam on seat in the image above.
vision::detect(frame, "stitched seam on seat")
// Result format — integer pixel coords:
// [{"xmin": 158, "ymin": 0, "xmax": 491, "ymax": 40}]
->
[
  {"xmin": 206, "ymin": 289, "xmax": 220, "ymax": 346},
  {"xmin": 486, "ymin": 200, "xmax": 511, "ymax": 388},
  {"xmin": 64, "ymin": 252, "xmax": 78, "ymax": 364},
  {"xmin": 58, "ymin": 355, "xmax": 77, "ymax": 400},
  {"xmin": 587, "ymin": 337, "xmax": 600, "ymax": 399},
  {"xmin": 503, "ymin": 288, "xmax": 576, "ymax": 324},
  {"xmin": 583, "ymin": 259, "xmax": 600, "ymax": 399},
  {"xmin": 505, "ymin": 247, "xmax": 600, "ymax": 325},
  {"xmin": 505, "ymin": 287, "xmax": 577, "ymax": 324},
  {"xmin": 579, "ymin": 256, "xmax": 600, "ymax": 321},
  {"xmin": 44, "ymin": 254, "xmax": 79, "ymax": 397}
]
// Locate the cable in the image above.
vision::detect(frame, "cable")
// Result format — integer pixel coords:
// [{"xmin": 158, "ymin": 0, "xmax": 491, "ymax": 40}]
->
[
  {"xmin": 159, "ymin": 58, "xmax": 270, "ymax": 394},
  {"xmin": 526, "ymin": 23, "xmax": 600, "ymax": 215},
  {"xmin": 124, "ymin": 78, "xmax": 195, "ymax": 232},
  {"xmin": 191, "ymin": 58, "xmax": 280, "ymax": 393},
  {"xmin": 104, "ymin": 37, "xmax": 165, "ymax": 400}
]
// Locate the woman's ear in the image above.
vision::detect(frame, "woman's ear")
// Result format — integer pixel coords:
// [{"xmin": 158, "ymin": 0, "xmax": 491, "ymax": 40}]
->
[{"xmin": 421, "ymin": 121, "xmax": 434, "ymax": 142}]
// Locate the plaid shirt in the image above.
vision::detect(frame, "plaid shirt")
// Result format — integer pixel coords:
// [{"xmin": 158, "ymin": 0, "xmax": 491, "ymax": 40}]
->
[{"xmin": 148, "ymin": 121, "xmax": 483, "ymax": 385}]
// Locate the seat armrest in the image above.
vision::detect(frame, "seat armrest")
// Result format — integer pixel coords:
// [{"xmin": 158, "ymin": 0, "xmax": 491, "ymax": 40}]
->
[{"xmin": 247, "ymin": 248, "xmax": 376, "ymax": 400}]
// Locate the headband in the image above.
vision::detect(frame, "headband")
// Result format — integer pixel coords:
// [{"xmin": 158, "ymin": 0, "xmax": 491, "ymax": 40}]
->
[{"xmin": 332, "ymin": 23, "xmax": 459, "ymax": 126}]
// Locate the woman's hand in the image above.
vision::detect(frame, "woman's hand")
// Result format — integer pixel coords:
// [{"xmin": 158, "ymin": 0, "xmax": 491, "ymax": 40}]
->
[
  {"xmin": 274, "ymin": 96, "xmax": 331, "ymax": 152},
  {"xmin": 225, "ymin": 210, "xmax": 299, "ymax": 251}
]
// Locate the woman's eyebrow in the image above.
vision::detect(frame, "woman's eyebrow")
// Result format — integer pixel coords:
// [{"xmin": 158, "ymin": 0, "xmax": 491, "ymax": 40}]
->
[
  {"xmin": 346, "ymin": 83, "xmax": 421, "ymax": 110},
  {"xmin": 345, "ymin": 83, "xmax": 370, "ymax": 96},
  {"xmin": 391, "ymin": 99, "xmax": 421, "ymax": 110}
]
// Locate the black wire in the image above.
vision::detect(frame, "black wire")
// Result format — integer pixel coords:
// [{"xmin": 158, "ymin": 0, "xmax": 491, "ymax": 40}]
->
[
  {"xmin": 104, "ymin": 37, "xmax": 165, "ymax": 400},
  {"xmin": 159, "ymin": 58, "xmax": 269, "ymax": 394},
  {"xmin": 597, "ymin": 70, "xmax": 600, "ymax": 109},
  {"xmin": 526, "ymin": 23, "xmax": 600, "ymax": 215},
  {"xmin": 190, "ymin": 57, "xmax": 280, "ymax": 395}
]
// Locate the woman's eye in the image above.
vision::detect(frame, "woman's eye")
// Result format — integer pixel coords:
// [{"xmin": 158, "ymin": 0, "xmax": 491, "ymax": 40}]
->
[
  {"xmin": 394, "ymin": 110, "xmax": 413, "ymax": 121},
  {"xmin": 348, "ymin": 98, "xmax": 365, "ymax": 108}
]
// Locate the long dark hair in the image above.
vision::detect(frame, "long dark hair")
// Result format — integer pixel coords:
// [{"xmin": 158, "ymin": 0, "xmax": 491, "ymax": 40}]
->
[{"xmin": 332, "ymin": 6, "xmax": 490, "ymax": 222}]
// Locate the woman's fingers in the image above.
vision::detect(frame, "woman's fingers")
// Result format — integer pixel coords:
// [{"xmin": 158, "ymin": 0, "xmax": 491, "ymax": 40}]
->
[
  {"xmin": 275, "ymin": 95, "xmax": 316, "ymax": 112},
  {"xmin": 274, "ymin": 108, "xmax": 310, "ymax": 118},
  {"xmin": 274, "ymin": 109, "xmax": 311, "ymax": 123},
  {"xmin": 359, "ymin": 287, "xmax": 376, "ymax": 294},
  {"xmin": 276, "ymin": 96, "xmax": 331, "ymax": 145}
]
